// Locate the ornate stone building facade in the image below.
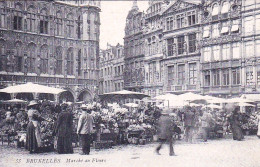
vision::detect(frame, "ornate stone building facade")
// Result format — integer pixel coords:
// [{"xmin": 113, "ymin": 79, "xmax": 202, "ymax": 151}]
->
[
  {"xmin": 240, "ymin": 0, "xmax": 260, "ymax": 95},
  {"xmin": 201, "ymin": 0, "xmax": 243, "ymax": 97},
  {"xmin": 124, "ymin": 1, "xmax": 145, "ymax": 92},
  {"xmin": 99, "ymin": 43, "xmax": 124, "ymax": 94},
  {"xmin": 143, "ymin": 1, "xmax": 166, "ymax": 97},
  {"xmin": 162, "ymin": 0, "xmax": 201, "ymax": 95},
  {"xmin": 0, "ymin": 0, "xmax": 101, "ymax": 102}
]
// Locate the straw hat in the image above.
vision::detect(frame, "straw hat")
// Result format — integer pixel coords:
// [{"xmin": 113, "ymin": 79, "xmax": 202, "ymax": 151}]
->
[
  {"xmin": 28, "ymin": 100, "xmax": 38, "ymax": 107},
  {"xmin": 81, "ymin": 104, "xmax": 88, "ymax": 110}
]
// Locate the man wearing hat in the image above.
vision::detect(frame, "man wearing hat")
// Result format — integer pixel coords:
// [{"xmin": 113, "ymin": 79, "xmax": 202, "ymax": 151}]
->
[
  {"xmin": 77, "ymin": 104, "xmax": 94, "ymax": 155},
  {"xmin": 155, "ymin": 108, "xmax": 175, "ymax": 156}
]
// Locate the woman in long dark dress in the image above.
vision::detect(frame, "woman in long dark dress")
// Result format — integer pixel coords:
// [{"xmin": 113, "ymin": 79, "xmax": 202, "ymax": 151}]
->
[
  {"xmin": 228, "ymin": 107, "xmax": 244, "ymax": 141},
  {"xmin": 26, "ymin": 101, "xmax": 44, "ymax": 153},
  {"xmin": 55, "ymin": 104, "xmax": 74, "ymax": 154}
]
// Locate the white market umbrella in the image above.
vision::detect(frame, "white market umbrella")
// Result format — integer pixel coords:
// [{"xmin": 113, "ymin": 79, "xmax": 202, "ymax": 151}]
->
[
  {"xmin": 204, "ymin": 95, "xmax": 227, "ymax": 104},
  {"xmin": 0, "ymin": 82, "xmax": 66, "ymax": 95},
  {"xmin": 178, "ymin": 92, "xmax": 206, "ymax": 102},
  {"xmin": 238, "ymin": 102, "xmax": 255, "ymax": 107},
  {"xmin": 100, "ymin": 90, "xmax": 150, "ymax": 100},
  {"xmin": 241, "ymin": 94, "xmax": 260, "ymax": 102},
  {"xmin": 154, "ymin": 93, "xmax": 178, "ymax": 101},
  {"xmin": 203, "ymin": 104, "xmax": 222, "ymax": 109},
  {"xmin": 226, "ymin": 97, "xmax": 255, "ymax": 103},
  {"xmin": 190, "ymin": 103, "xmax": 202, "ymax": 107},
  {"xmin": 124, "ymin": 103, "xmax": 139, "ymax": 108},
  {"xmin": 5, "ymin": 99, "xmax": 27, "ymax": 104}
]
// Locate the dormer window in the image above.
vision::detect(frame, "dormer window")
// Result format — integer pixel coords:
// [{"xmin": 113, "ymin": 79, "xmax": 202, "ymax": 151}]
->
[{"xmin": 221, "ymin": 2, "xmax": 229, "ymax": 18}]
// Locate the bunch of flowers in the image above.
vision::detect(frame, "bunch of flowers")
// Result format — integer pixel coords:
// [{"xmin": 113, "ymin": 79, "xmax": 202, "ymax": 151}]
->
[{"xmin": 127, "ymin": 124, "xmax": 145, "ymax": 131}]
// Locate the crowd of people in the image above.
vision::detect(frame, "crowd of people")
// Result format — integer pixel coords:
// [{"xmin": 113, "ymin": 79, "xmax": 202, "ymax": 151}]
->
[{"xmin": 0, "ymin": 99, "xmax": 260, "ymax": 156}]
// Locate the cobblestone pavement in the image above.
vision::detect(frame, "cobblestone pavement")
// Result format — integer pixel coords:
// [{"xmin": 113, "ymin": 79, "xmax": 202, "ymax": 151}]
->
[{"xmin": 1, "ymin": 136, "xmax": 260, "ymax": 167}]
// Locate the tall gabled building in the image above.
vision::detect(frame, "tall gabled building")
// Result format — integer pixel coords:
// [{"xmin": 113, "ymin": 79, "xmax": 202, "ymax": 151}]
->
[
  {"xmin": 124, "ymin": 0, "xmax": 146, "ymax": 92},
  {"xmin": 162, "ymin": 0, "xmax": 202, "ymax": 95}
]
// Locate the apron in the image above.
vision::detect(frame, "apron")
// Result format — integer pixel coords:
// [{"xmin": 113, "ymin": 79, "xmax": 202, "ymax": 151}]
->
[{"xmin": 32, "ymin": 120, "xmax": 42, "ymax": 147}]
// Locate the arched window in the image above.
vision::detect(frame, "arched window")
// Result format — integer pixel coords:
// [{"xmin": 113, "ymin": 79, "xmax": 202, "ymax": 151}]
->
[
  {"xmin": 14, "ymin": 42, "xmax": 23, "ymax": 72},
  {"xmin": 27, "ymin": 43, "xmax": 36, "ymax": 73},
  {"xmin": 40, "ymin": 8, "xmax": 48, "ymax": 34},
  {"xmin": 40, "ymin": 45, "xmax": 48, "ymax": 74},
  {"xmin": 56, "ymin": 47, "xmax": 63, "ymax": 75},
  {"xmin": 212, "ymin": 4, "xmax": 219, "ymax": 16},
  {"xmin": 67, "ymin": 48, "xmax": 74, "ymax": 75},
  {"xmin": 78, "ymin": 49, "xmax": 81, "ymax": 75},
  {"xmin": 77, "ymin": 16, "xmax": 81, "ymax": 39},
  {"xmin": 13, "ymin": 2, "xmax": 23, "ymax": 30},
  {"xmin": 221, "ymin": 1, "xmax": 229, "ymax": 14},
  {"xmin": 56, "ymin": 11, "xmax": 63, "ymax": 36},
  {"xmin": 67, "ymin": 13, "xmax": 74, "ymax": 38},
  {"xmin": 27, "ymin": 5, "xmax": 36, "ymax": 32}
]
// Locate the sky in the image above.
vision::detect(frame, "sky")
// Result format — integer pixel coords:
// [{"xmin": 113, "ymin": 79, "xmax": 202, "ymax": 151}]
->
[{"xmin": 99, "ymin": 1, "xmax": 148, "ymax": 49}]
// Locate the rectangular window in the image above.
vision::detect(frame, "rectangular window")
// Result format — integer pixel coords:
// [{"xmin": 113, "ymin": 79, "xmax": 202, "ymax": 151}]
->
[
  {"xmin": 203, "ymin": 47, "xmax": 211, "ymax": 62},
  {"xmin": 188, "ymin": 12, "xmax": 196, "ymax": 26},
  {"xmin": 167, "ymin": 38, "xmax": 174, "ymax": 56},
  {"xmin": 178, "ymin": 64, "xmax": 185, "ymax": 85},
  {"xmin": 256, "ymin": 40, "xmax": 260, "ymax": 57},
  {"xmin": 222, "ymin": 44, "xmax": 230, "ymax": 60},
  {"xmin": 204, "ymin": 71, "xmax": 210, "ymax": 86},
  {"xmin": 203, "ymin": 26, "xmax": 210, "ymax": 38},
  {"xmin": 13, "ymin": 16, "xmax": 22, "ymax": 30},
  {"xmin": 245, "ymin": 41, "xmax": 254, "ymax": 58},
  {"xmin": 188, "ymin": 33, "xmax": 196, "ymax": 53},
  {"xmin": 212, "ymin": 24, "xmax": 219, "ymax": 38},
  {"xmin": 189, "ymin": 63, "xmax": 197, "ymax": 85},
  {"xmin": 244, "ymin": 16, "xmax": 254, "ymax": 34},
  {"xmin": 231, "ymin": 20, "xmax": 239, "ymax": 33},
  {"xmin": 246, "ymin": 66, "xmax": 254, "ymax": 85},
  {"xmin": 17, "ymin": 57, "xmax": 23, "ymax": 72},
  {"xmin": 0, "ymin": 14, "xmax": 6, "ymax": 28},
  {"xmin": 232, "ymin": 68, "xmax": 240, "ymax": 85},
  {"xmin": 166, "ymin": 17, "xmax": 174, "ymax": 30},
  {"xmin": 221, "ymin": 22, "xmax": 229, "ymax": 35},
  {"xmin": 40, "ymin": 20, "xmax": 48, "ymax": 34},
  {"xmin": 257, "ymin": 66, "xmax": 260, "ymax": 85},
  {"xmin": 213, "ymin": 45, "xmax": 220, "ymax": 61},
  {"xmin": 256, "ymin": 15, "xmax": 260, "ymax": 32},
  {"xmin": 222, "ymin": 69, "xmax": 230, "ymax": 86},
  {"xmin": 213, "ymin": 70, "xmax": 220, "ymax": 86},
  {"xmin": 232, "ymin": 42, "xmax": 240, "ymax": 59},
  {"xmin": 177, "ymin": 14, "xmax": 185, "ymax": 28},
  {"xmin": 177, "ymin": 36, "xmax": 185, "ymax": 55}
]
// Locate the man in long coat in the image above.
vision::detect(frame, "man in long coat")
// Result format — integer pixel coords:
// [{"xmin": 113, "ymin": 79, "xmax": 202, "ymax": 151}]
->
[
  {"xmin": 55, "ymin": 104, "xmax": 74, "ymax": 154},
  {"xmin": 77, "ymin": 104, "xmax": 94, "ymax": 155},
  {"xmin": 155, "ymin": 109, "xmax": 175, "ymax": 156}
]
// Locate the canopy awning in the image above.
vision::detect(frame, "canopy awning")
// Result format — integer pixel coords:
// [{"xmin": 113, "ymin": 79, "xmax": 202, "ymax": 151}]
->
[
  {"xmin": 221, "ymin": 27, "xmax": 229, "ymax": 34},
  {"xmin": 241, "ymin": 94, "xmax": 260, "ymax": 102},
  {"xmin": 203, "ymin": 30, "xmax": 210, "ymax": 38},
  {"xmin": 0, "ymin": 82, "xmax": 66, "ymax": 95},
  {"xmin": 231, "ymin": 24, "xmax": 239, "ymax": 32}
]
